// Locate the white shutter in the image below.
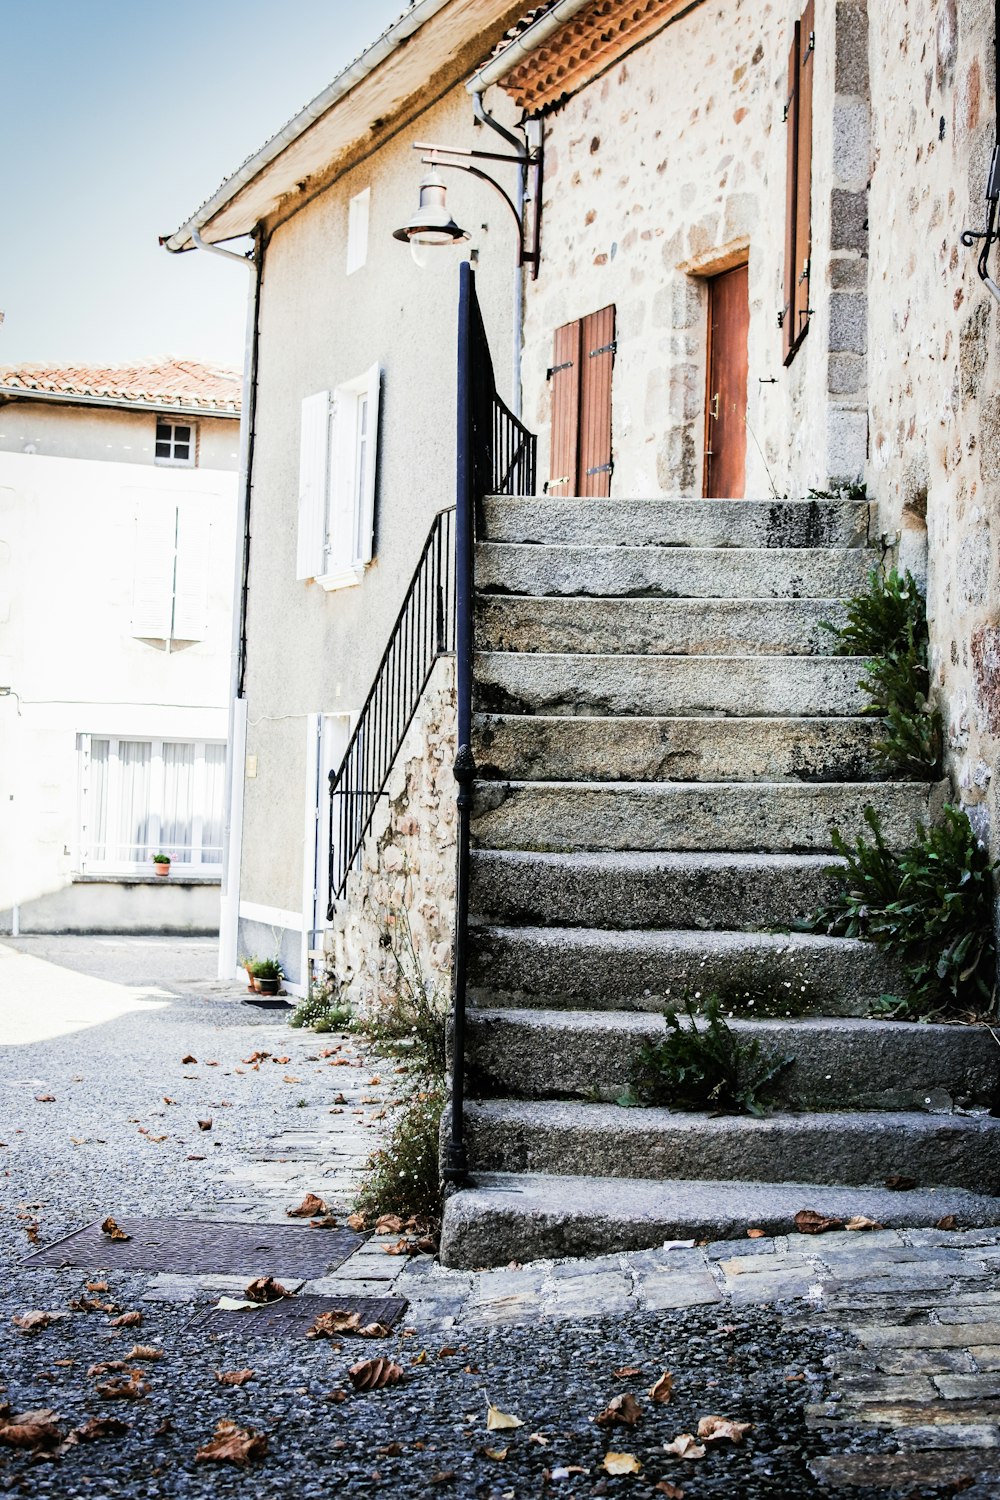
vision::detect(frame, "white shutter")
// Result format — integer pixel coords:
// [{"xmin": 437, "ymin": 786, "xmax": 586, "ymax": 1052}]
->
[
  {"xmin": 296, "ymin": 391, "xmax": 331, "ymax": 580},
  {"xmin": 327, "ymin": 391, "xmax": 354, "ymax": 576},
  {"xmin": 172, "ymin": 508, "xmax": 211, "ymax": 639},
  {"xmin": 130, "ymin": 505, "xmax": 176, "ymax": 637},
  {"xmin": 353, "ymin": 363, "xmax": 380, "ymax": 568}
]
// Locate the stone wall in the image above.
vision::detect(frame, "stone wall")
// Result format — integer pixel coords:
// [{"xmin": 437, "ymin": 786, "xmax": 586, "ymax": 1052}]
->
[{"xmin": 323, "ymin": 657, "xmax": 456, "ymax": 1018}]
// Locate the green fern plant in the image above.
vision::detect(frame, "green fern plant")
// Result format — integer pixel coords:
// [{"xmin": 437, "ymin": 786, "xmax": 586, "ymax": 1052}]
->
[
  {"xmin": 629, "ymin": 996, "xmax": 794, "ymax": 1116},
  {"xmin": 811, "ymin": 805, "xmax": 998, "ymax": 1017}
]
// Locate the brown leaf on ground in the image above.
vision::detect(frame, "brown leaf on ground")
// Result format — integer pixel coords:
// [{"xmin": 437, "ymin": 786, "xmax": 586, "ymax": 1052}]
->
[
  {"xmin": 347, "ymin": 1211, "xmax": 367, "ymax": 1231},
  {"xmin": 163, "ymin": 1097, "xmax": 178, "ymax": 1105},
  {"xmin": 375, "ymin": 1213, "xmax": 405, "ymax": 1234},
  {"xmin": 273, "ymin": 1056, "xmax": 290, "ymax": 1065},
  {"xmin": 195, "ymin": 1418, "xmax": 268, "ymax": 1466},
  {"xmin": 936, "ymin": 1214, "xmax": 959, "ymax": 1231},
  {"xmin": 602, "ymin": 1452, "xmax": 641, "ymax": 1475},
  {"xmin": 87, "ymin": 1361, "xmax": 129, "ymax": 1377},
  {"xmin": 885, "ymin": 1175, "xmax": 918, "ymax": 1191},
  {"xmin": 309, "ymin": 1214, "xmax": 339, "ymax": 1228},
  {"xmin": 348, "ymin": 1357, "xmax": 404, "ymax": 1390},
  {"xmin": 242, "ymin": 1051, "xmax": 270, "ymax": 1064},
  {"xmin": 96, "ymin": 1373, "xmax": 148, "ymax": 1401},
  {"xmin": 287, "ymin": 1192, "xmax": 328, "ymax": 1218},
  {"xmin": 438, "ymin": 1347, "xmax": 457, "ymax": 1359},
  {"xmin": 384, "ymin": 1237, "xmax": 421, "ymax": 1256},
  {"xmin": 71, "ymin": 1295, "xmax": 117, "ymax": 1313},
  {"xmin": 282, "ymin": 1076, "xmax": 300, "ymax": 1084},
  {"xmin": 662, "ymin": 1434, "xmax": 706, "ymax": 1460},
  {"xmin": 429, "ymin": 1471, "xmax": 456, "ymax": 1486},
  {"xmin": 655, "ymin": 1483, "xmax": 685, "ymax": 1498},
  {"xmin": 181, "ymin": 1055, "xmax": 197, "ymax": 1065},
  {"xmin": 747, "ymin": 1228, "xmax": 766, "ymax": 1239},
  {"xmin": 101, "ymin": 1217, "xmax": 131, "ymax": 1241},
  {"xmin": 793, "ymin": 1209, "xmax": 845, "ymax": 1236},
  {"xmin": 12, "ymin": 1311, "xmax": 65, "ymax": 1334},
  {"xmin": 358, "ymin": 1323, "xmax": 391, "ymax": 1339},
  {"xmin": 35, "ymin": 1095, "xmax": 56, "ymax": 1103},
  {"xmin": 377, "ymin": 1441, "xmax": 407, "ymax": 1456},
  {"xmin": 196, "ymin": 1119, "xmax": 212, "ymax": 1131},
  {"xmin": 649, "ymin": 1371, "xmax": 674, "ymax": 1405},
  {"xmin": 110, "ymin": 1311, "xmax": 143, "ymax": 1327},
  {"xmin": 306, "ymin": 1310, "xmax": 361, "ymax": 1339},
  {"xmin": 244, "ymin": 1277, "xmax": 294, "ymax": 1304},
  {"xmin": 0, "ymin": 1409, "xmax": 65, "ymax": 1452},
  {"xmin": 85, "ymin": 1281, "xmax": 108, "ymax": 1292},
  {"xmin": 125, "ymin": 1346, "xmax": 163, "ymax": 1362},
  {"xmin": 845, "ymin": 1215, "xmax": 883, "ymax": 1233},
  {"xmin": 613, "ymin": 1365, "xmax": 643, "ymax": 1378},
  {"xmin": 215, "ymin": 1369, "xmax": 255, "ymax": 1386},
  {"xmin": 481, "ymin": 1447, "xmax": 508, "ymax": 1461},
  {"xmin": 697, "ymin": 1415, "xmax": 753, "ymax": 1445},
  {"xmin": 595, "ymin": 1393, "xmax": 642, "ymax": 1428},
  {"xmin": 486, "ymin": 1402, "xmax": 523, "ymax": 1431},
  {"xmin": 72, "ymin": 1416, "xmax": 129, "ymax": 1442}
]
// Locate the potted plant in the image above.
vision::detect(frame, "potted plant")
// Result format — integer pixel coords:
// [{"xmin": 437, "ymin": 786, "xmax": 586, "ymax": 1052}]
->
[
  {"xmin": 240, "ymin": 955, "xmax": 258, "ymax": 992},
  {"xmin": 250, "ymin": 958, "xmax": 283, "ymax": 995},
  {"xmin": 151, "ymin": 852, "xmax": 171, "ymax": 878}
]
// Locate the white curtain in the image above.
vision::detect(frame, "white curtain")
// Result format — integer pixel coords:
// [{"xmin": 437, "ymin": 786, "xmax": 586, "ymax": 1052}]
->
[
  {"xmin": 89, "ymin": 738, "xmax": 110, "ymax": 864},
  {"xmin": 202, "ymin": 744, "xmax": 226, "ymax": 863},
  {"xmin": 161, "ymin": 742, "xmax": 195, "ymax": 858},
  {"xmin": 117, "ymin": 740, "xmax": 151, "ymax": 863}
]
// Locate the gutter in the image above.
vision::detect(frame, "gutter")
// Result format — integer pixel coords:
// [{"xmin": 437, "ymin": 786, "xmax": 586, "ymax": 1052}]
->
[
  {"xmin": 162, "ymin": 0, "xmax": 453, "ymax": 252},
  {"xmin": 466, "ymin": 0, "xmax": 595, "ymax": 94},
  {"xmin": 0, "ymin": 387, "xmax": 239, "ymax": 420}
]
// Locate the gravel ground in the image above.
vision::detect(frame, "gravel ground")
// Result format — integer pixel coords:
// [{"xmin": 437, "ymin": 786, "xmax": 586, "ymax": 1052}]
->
[{"xmin": 0, "ymin": 937, "xmax": 992, "ymax": 1498}]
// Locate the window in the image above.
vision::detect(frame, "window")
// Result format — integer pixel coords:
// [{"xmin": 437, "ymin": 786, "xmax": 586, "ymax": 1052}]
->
[
  {"xmin": 154, "ymin": 420, "xmax": 197, "ymax": 466},
  {"xmin": 295, "ymin": 365, "xmax": 381, "ymax": 589},
  {"xmin": 781, "ymin": 1, "xmax": 814, "ymax": 364},
  {"xmin": 79, "ymin": 736, "xmax": 225, "ymax": 874},
  {"xmin": 346, "ymin": 188, "xmax": 370, "ymax": 275},
  {"xmin": 547, "ymin": 306, "xmax": 616, "ymax": 496},
  {"xmin": 130, "ymin": 502, "xmax": 210, "ymax": 640}
]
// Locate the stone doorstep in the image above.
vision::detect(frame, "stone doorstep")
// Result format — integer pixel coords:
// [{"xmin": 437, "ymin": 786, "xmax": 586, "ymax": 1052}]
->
[
  {"xmin": 852, "ymin": 1323, "xmax": 1000, "ymax": 1348},
  {"xmin": 633, "ymin": 1270, "xmax": 722, "ymax": 1310},
  {"xmin": 809, "ymin": 1452, "xmax": 1000, "ymax": 1489}
]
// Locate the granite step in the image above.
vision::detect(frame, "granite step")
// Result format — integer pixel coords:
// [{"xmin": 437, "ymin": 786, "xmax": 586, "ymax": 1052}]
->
[
  {"xmin": 473, "ymin": 715, "xmax": 884, "ymax": 783},
  {"xmin": 469, "ymin": 849, "xmax": 844, "ymax": 931},
  {"xmin": 475, "ymin": 543, "xmax": 871, "ymax": 599},
  {"xmin": 470, "ymin": 779, "xmax": 945, "ymax": 854},
  {"xmin": 464, "ymin": 1008, "xmax": 1000, "ymax": 1113},
  {"xmin": 475, "ymin": 594, "xmax": 851, "ymax": 656},
  {"xmin": 439, "ymin": 1172, "xmax": 1000, "ymax": 1268},
  {"xmin": 474, "ymin": 653, "xmax": 869, "ymax": 719},
  {"xmin": 461, "ymin": 1099, "xmax": 1000, "ymax": 1193},
  {"xmin": 480, "ymin": 495, "xmax": 871, "ymax": 549},
  {"xmin": 467, "ymin": 926, "xmax": 906, "ymax": 1016}
]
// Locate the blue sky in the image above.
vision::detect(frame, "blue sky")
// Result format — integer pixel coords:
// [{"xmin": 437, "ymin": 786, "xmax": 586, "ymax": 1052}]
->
[{"xmin": 1, "ymin": 0, "xmax": 405, "ymax": 369}]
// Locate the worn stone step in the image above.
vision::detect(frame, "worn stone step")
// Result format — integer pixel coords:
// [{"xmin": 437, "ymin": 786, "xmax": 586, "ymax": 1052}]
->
[
  {"xmin": 481, "ymin": 496, "xmax": 871, "ymax": 548},
  {"xmin": 467, "ymin": 925, "xmax": 904, "ymax": 1015},
  {"xmin": 474, "ymin": 653, "xmax": 868, "ymax": 719},
  {"xmin": 469, "ymin": 850, "xmax": 844, "ymax": 931},
  {"xmin": 462, "ymin": 1099, "xmax": 1000, "ymax": 1193},
  {"xmin": 439, "ymin": 1172, "xmax": 1000, "ymax": 1267},
  {"xmin": 464, "ymin": 1009, "xmax": 1000, "ymax": 1113},
  {"xmin": 476, "ymin": 543, "xmax": 871, "ymax": 599},
  {"xmin": 471, "ymin": 779, "xmax": 945, "ymax": 854},
  {"xmin": 475, "ymin": 595, "xmax": 851, "ymax": 656},
  {"xmin": 474, "ymin": 715, "xmax": 884, "ymax": 783}
]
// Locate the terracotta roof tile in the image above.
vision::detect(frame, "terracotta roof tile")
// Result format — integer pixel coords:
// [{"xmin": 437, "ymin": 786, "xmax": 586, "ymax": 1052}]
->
[{"xmin": 0, "ymin": 357, "xmax": 241, "ymax": 413}]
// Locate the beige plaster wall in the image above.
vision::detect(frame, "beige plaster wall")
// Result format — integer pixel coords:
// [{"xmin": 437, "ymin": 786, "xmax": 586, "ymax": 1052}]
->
[
  {"xmin": 0, "ymin": 402, "xmax": 239, "ymax": 470},
  {"xmin": 240, "ymin": 82, "xmax": 517, "ymax": 916}
]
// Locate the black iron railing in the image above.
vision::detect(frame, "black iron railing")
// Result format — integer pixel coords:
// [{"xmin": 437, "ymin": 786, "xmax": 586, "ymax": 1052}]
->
[
  {"xmin": 445, "ymin": 261, "xmax": 537, "ymax": 1184},
  {"xmin": 327, "ymin": 507, "xmax": 455, "ymax": 911}
]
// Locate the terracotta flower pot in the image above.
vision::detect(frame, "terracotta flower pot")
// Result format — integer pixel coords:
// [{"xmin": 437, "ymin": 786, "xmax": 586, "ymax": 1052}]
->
[{"xmin": 153, "ymin": 863, "xmax": 170, "ymax": 878}]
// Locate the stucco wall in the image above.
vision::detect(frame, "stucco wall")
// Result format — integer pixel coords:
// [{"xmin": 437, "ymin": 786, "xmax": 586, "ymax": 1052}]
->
[
  {"xmin": 0, "ymin": 402, "xmax": 239, "ymax": 470},
  {"xmin": 240, "ymin": 82, "xmax": 517, "ymax": 923},
  {"xmin": 0, "ymin": 877, "xmax": 220, "ymax": 935},
  {"xmin": 518, "ymin": 0, "xmax": 864, "ymax": 499}
]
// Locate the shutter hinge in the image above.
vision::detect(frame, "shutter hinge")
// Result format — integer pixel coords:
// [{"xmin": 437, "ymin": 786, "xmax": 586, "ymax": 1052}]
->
[
  {"xmin": 586, "ymin": 462, "xmax": 613, "ymax": 476},
  {"xmin": 805, "ymin": 28, "xmax": 815, "ymax": 57},
  {"xmin": 588, "ymin": 341, "xmax": 617, "ymax": 359},
  {"xmin": 546, "ymin": 360, "xmax": 574, "ymax": 379}
]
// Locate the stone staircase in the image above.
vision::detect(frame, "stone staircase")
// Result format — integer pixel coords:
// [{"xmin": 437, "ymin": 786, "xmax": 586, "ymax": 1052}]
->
[{"xmin": 438, "ymin": 496, "xmax": 1000, "ymax": 1268}]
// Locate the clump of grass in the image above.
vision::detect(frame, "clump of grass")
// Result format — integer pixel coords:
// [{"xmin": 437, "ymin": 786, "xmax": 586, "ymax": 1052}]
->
[
  {"xmin": 811, "ymin": 804, "xmax": 998, "ymax": 1018},
  {"xmin": 359, "ymin": 900, "xmax": 447, "ymax": 1078},
  {"xmin": 354, "ymin": 1081, "xmax": 445, "ymax": 1222},
  {"xmin": 289, "ymin": 978, "xmax": 353, "ymax": 1032},
  {"xmin": 627, "ymin": 996, "xmax": 794, "ymax": 1116}
]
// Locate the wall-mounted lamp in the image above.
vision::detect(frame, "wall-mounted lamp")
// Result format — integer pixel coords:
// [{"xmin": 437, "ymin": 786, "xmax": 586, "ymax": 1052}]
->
[{"xmin": 392, "ymin": 171, "xmax": 470, "ymax": 267}]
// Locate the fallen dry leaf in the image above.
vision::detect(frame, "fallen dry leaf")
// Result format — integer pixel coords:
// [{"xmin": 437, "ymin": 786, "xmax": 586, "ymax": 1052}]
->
[
  {"xmin": 793, "ymin": 1208, "xmax": 844, "ymax": 1236},
  {"xmin": 181, "ymin": 1054, "xmax": 197, "ymax": 1064},
  {"xmin": 845, "ymin": 1215, "xmax": 883, "ymax": 1233},
  {"xmin": 96, "ymin": 1373, "xmax": 148, "ymax": 1401},
  {"xmin": 101, "ymin": 1217, "xmax": 131, "ymax": 1241},
  {"xmin": 35, "ymin": 1095, "xmax": 55, "ymax": 1103},
  {"xmin": 287, "ymin": 1193, "xmax": 328, "ymax": 1218},
  {"xmin": 486, "ymin": 1401, "xmax": 523, "ymax": 1431},
  {"xmin": 282, "ymin": 1076, "xmax": 301, "ymax": 1084},
  {"xmin": 438, "ymin": 1346, "xmax": 457, "ymax": 1358},
  {"xmin": 384, "ymin": 1236, "xmax": 421, "ymax": 1257},
  {"xmin": 215, "ymin": 1369, "xmax": 255, "ymax": 1386},
  {"xmin": 306, "ymin": 1309, "xmax": 361, "ymax": 1339},
  {"xmin": 529, "ymin": 1432, "xmax": 549, "ymax": 1446},
  {"xmin": 12, "ymin": 1311, "xmax": 65, "ymax": 1334},
  {"xmin": 655, "ymin": 1483, "xmax": 685, "ymax": 1498},
  {"xmin": 195, "ymin": 1418, "xmax": 267, "ymax": 1466},
  {"xmin": 348, "ymin": 1357, "xmax": 404, "ymax": 1390},
  {"xmin": 244, "ymin": 1277, "xmax": 294, "ymax": 1304},
  {"xmin": 594, "ymin": 1393, "xmax": 642, "ymax": 1428},
  {"xmin": 70, "ymin": 1415, "xmax": 130, "ymax": 1443},
  {"xmin": 602, "ymin": 1452, "xmax": 641, "ymax": 1475},
  {"xmin": 936, "ymin": 1214, "xmax": 959, "ymax": 1231},
  {"xmin": 197, "ymin": 1119, "xmax": 213, "ymax": 1132},
  {"xmin": 662, "ymin": 1434, "xmax": 706, "ymax": 1460},
  {"xmin": 747, "ymin": 1228, "xmax": 766, "ymax": 1239},
  {"xmin": 273, "ymin": 1055, "xmax": 290, "ymax": 1065},
  {"xmin": 649, "ymin": 1371, "xmax": 674, "ymax": 1405},
  {"xmin": 85, "ymin": 1281, "xmax": 108, "ymax": 1292},
  {"xmin": 697, "ymin": 1415, "xmax": 753, "ymax": 1445},
  {"xmin": 242, "ymin": 1051, "xmax": 270, "ymax": 1064},
  {"xmin": 125, "ymin": 1345, "xmax": 163, "ymax": 1362},
  {"xmin": 377, "ymin": 1441, "xmax": 407, "ymax": 1456},
  {"xmin": 110, "ymin": 1311, "xmax": 143, "ymax": 1328},
  {"xmin": 347, "ymin": 1211, "xmax": 367, "ymax": 1231},
  {"xmin": 549, "ymin": 1466, "xmax": 589, "ymax": 1480},
  {"xmin": 309, "ymin": 1213, "xmax": 339, "ymax": 1228},
  {"xmin": 613, "ymin": 1365, "xmax": 643, "ymax": 1378},
  {"xmin": 481, "ymin": 1446, "xmax": 508, "ymax": 1461},
  {"xmin": 71, "ymin": 1295, "xmax": 117, "ymax": 1313},
  {"xmin": 375, "ymin": 1213, "xmax": 406, "ymax": 1234},
  {"xmin": 163, "ymin": 1097, "xmax": 177, "ymax": 1105},
  {"xmin": 87, "ymin": 1361, "xmax": 129, "ymax": 1377},
  {"xmin": 0, "ymin": 1408, "xmax": 65, "ymax": 1453}
]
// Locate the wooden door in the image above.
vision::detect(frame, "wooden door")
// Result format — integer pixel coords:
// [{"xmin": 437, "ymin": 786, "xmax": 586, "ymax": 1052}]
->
[{"xmin": 704, "ymin": 264, "xmax": 749, "ymax": 499}]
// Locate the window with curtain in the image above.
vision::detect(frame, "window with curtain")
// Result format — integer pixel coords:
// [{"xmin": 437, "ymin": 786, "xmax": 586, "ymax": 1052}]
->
[{"xmin": 79, "ymin": 737, "xmax": 226, "ymax": 873}]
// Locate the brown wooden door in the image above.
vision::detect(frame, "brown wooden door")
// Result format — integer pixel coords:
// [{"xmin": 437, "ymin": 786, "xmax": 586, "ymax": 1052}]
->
[
  {"xmin": 548, "ymin": 306, "xmax": 615, "ymax": 496},
  {"xmin": 704, "ymin": 264, "xmax": 749, "ymax": 499}
]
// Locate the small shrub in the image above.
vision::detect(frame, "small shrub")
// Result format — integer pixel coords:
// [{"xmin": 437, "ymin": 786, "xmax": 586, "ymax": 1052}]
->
[
  {"xmin": 823, "ymin": 566, "xmax": 941, "ymax": 778},
  {"xmin": 249, "ymin": 956, "xmax": 282, "ymax": 981},
  {"xmin": 360, "ymin": 900, "xmax": 447, "ymax": 1078},
  {"xmin": 289, "ymin": 980, "xmax": 352, "ymax": 1032},
  {"xmin": 629, "ymin": 996, "xmax": 794, "ymax": 1116},
  {"xmin": 354, "ymin": 1082, "xmax": 445, "ymax": 1222},
  {"xmin": 811, "ymin": 804, "xmax": 998, "ymax": 1017}
]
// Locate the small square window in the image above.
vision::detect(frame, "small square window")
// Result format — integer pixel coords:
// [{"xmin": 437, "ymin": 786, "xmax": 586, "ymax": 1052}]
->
[
  {"xmin": 346, "ymin": 188, "xmax": 370, "ymax": 275},
  {"xmin": 154, "ymin": 420, "xmax": 197, "ymax": 466}
]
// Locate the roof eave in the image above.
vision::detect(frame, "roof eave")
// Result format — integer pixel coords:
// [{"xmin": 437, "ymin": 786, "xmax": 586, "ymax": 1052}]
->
[{"xmin": 0, "ymin": 386, "xmax": 241, "ymax": 419}]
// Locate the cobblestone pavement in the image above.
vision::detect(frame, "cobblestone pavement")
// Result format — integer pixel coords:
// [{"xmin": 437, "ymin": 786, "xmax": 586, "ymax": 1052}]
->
[{"xmin": 1, "ymin": 936, "xmax": 998, "ymax": 1497}]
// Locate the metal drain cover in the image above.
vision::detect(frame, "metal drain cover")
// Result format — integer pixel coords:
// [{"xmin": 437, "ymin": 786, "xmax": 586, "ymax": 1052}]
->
[
  {"xmin": 24, "ymin": 1218, "xmax": 365, "ymax": 1277},
  {"xmin": 188, "ymin": 1293, "xmax": 408, "ymax": 1338}
]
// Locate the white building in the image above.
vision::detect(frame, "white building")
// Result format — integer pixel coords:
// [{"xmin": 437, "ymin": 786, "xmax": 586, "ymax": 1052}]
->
[{"xmin": 0, "ymin": 359, "xmax": 241, "ymax": 934}]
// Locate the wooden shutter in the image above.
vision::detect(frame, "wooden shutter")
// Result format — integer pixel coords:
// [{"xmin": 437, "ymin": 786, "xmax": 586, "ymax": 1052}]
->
[
  {"xmin": 548, "ymin": 319, "xmax": 580, "ymax": 495},
  {"xmin": 782, "ymin": 5, "xmax": 814, "ymax": 364},
  {"xmin": 579, "ymin": 305, "xmax": 615, "ymax": 497},
  {"xmin": 172, "ymin": 508, "xmax": 211, "ymax": 639},
  {"xmin": 296, "ymin": 391, "xmax": 331, "ymax": 580},
  {"xmin": 130, "ymin": 503, "xmax": 176, "ymax": 638}
]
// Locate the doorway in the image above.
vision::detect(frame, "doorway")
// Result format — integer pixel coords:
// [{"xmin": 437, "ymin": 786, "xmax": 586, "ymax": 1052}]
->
[{"xmin": 703, "ymin": 263, "xmax": 749, "ymax": 498}]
